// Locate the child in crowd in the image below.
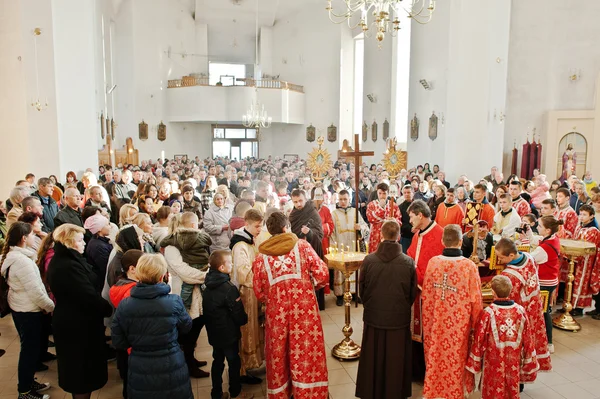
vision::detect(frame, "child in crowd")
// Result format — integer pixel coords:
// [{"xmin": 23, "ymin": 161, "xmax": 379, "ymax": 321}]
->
[
  {"xmin": 111, "ymin": 254, "xmax": 193, "ymax": 399},
  {"xmin": 467, "ymin": 275, "xmax": 538, "ymax": 398},
  {"xmin": 161, "ymin": 212, "xmax": 211, "ymax": 310},
  {"xmin": 109, "ymin": 249, "xmax": 144, "ymax": 399},
  {"xmin": 202, "ymin": 250, "xmax": 252, "ymax": 399}
]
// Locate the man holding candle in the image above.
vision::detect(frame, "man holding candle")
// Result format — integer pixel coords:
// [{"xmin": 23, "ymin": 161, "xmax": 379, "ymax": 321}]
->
[{"xmin": 331, "ymin": 190, "xmax": 370, "ymax": 306}]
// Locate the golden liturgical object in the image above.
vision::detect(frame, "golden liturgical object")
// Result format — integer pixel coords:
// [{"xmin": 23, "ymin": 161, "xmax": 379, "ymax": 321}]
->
[
  {"xmin": 553, "ymin": 239, "xmax": 597, "ymax": 332},
  {"xmin": 325, "ymin": 251, "xmax": 366, "ymax": 360}
]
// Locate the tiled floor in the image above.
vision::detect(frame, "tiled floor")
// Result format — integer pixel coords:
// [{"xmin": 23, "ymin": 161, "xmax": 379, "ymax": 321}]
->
[{"xmin": 1, "ymin": 295, "xmax": 600, "ymax": 398}]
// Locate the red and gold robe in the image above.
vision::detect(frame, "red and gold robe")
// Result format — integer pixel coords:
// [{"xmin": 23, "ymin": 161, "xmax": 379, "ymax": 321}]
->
[
  {"xmin": 421, "ymin": 254, "xmax": 483, "ymax": 399},
  {"xmin": 253, "ymin": 235, "xmax": 329, "ymax": 399},
  {"xmin": 407, "ymin": 222, "xmax": 444, "ymax": 341},
  {"xmin": 434, "ymin": 202, "xmax": 465, "ymax": 228},
  {"xmin": 466, "ymin": 301, "xmax": 539, "ymax": 398},
  {"xmin": 571, "ymin": 225, "xmax": 600, "ymax": 308},
  {"xmin": 555, "ymin": 205, "xmax": 578, "ymax": 239},
  {"xmin": 512, "ymin": 196, "xmax": 531, "ymax": 218},
  {"xmin": 502, "ymin": 253, "xmax": 552, "ymax": 376},
  {"xmin": 366, "ymin": 199, "xmax": 401, "ymax": 253},
  {"xmin": 462, "ymin": 201, "xmax": 495, "ymax": 233}
]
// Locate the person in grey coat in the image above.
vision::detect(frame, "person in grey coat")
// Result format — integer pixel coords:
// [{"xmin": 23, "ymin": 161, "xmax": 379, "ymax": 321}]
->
[{"xmin": 203, "ymin": 194, "xmax": 233, "ymax": 252}]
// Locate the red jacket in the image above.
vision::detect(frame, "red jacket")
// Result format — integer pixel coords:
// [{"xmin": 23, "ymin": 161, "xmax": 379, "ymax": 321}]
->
[
  {"xmin": 109, "ymin": 279, "xmax": 137, "ymax": 308},
  {"xmin": 538, "ymin": 235, "xmax": 560, "ymax": 287}
]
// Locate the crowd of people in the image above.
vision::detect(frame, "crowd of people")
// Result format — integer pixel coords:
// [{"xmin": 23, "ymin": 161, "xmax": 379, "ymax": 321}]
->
[{"xmin": 1, "ymin": 154, "xmax": 600, "ymax": 399}]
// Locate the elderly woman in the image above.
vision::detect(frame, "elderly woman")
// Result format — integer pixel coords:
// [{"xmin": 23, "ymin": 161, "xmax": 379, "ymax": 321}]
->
[
  {"xmin": 119, "ymin": 203, "xmax": 139, "ymax": 227},
  {"xmin": 203, "ymin": 193, "xmax": 233, "ymax": 252},
  {"xmin": 427, "ymin": 184, "xmax": 446, "ymax": 220},
  {"xmin": 216, "ymin": 184, "xmax": 235, "ymax": 208},
  {"xmin": 131, "ymin": 213, "xmax": 157, "ymax": 253},
  {"xmin": 47, "ymin": 224, "xmax": 113, "ymax": 399},
  {"xmin": 6, "ymin": 186, "xmax": 31, "ymax": 228},
  {"xmin": 455, "ymin": 186, "xmax": 471, "ymax": 214}
]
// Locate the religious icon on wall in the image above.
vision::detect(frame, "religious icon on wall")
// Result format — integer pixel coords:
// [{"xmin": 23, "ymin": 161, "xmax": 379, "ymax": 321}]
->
[
  {"xmin": 139, "ymin": 120, "xmax": 148, "ymax": 141},
  {"xmin": 327, "ymin": 124, "xmax": 337, "ymax": 142},
  {"xmin": 306, "ymin": 124, "xmax": 316, "ymax": 142},
  {"xmin": 110, "ymin": 118, "xmax": 116, "ymax": 140},
  {"xmin": 100, "ymin": 112, "xmax": 105, "ymax": 139},
  {"xmin": 158, "ymin": 121, "xmax": 167, "ymax": 141},
  {"xmin": 429, "ymin": 111, "xmax": 438, "ymax": 141},
  {"xmin": 371, "ymin": 120, "xmax": 378, "ymax": 142},
  {"xmin": 362, "ymin": 121, "xmax": 368, "ymax": 142},
  {"xmin": 383, "ymin": 118, "xmax": 390, "ymax": 140},
  {"xmin": 410, "ymin": 113, "xmax": 419, "ymax": 141}
]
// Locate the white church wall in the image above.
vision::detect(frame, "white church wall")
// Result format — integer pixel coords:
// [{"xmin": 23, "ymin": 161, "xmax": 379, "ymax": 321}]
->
[
  {"xmin": 263, "ymin": 6, "xmax": 343, "ymax": 160},
  {"xmin": 505, "ymin": 0, "xmax": 600, "ymax": 181}
]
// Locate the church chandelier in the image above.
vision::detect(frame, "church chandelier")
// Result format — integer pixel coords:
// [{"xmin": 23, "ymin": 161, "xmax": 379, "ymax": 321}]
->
[
  {"xmin": 326, "ymin": 0, "xmax": 435, "ymax": 46},
  {"xmin": 242, "ymin": 95, "xmax": 272, "ymax": 129}
]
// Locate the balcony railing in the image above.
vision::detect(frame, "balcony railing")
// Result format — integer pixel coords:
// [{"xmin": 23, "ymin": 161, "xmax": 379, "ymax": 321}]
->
[{"xmin": 167, "ymin": 76, "xmax": 304, "ymax": 93}]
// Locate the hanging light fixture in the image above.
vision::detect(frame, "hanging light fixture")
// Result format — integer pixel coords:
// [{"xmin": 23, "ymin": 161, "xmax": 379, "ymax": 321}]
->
[
  {"xmin": 31, "ymin": 28, "xmax": 48, "ymax": 111},
  {"xmin": 242, "ymin": 0, "xmax": 272, "ymax": 132},
  {"xmin": 326, "ymin": 0, "xmax": 435, "ymax": 47}
]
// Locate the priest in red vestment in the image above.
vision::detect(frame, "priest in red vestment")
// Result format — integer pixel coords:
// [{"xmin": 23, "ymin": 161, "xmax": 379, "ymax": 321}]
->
[
  {"xmin": 466, "ymin": 276, "xmax": 538, "ymax": 398},
  {"xmin": 366, "ymin": 182, "xmax": 401, "ymax": 253},
  {"xmin": 253, "ymin": 211, "xmax": 329, "ymax": 399},
  {"xmin": 462, "ymin": 184, "xmax": 495, "ymax": 233},
  {"xmin": 509, "ymin": 180, "xmax": 532, "ymax": 217},
  {"xmin": 421, "ymin": 225, "xmax": 483, "ymax": 399},
  {"xmin": 434, "ymin": 188, "xmax": 465, "ymax": 228},
  {"xmin": 406, "ymin": 200, "xmax": 444, "ymax": 381},
  {"xmin": 572, "ymin": 205, "xmax": 600, "ymax": 313},
  {"xmin": 495, "ymin": 239, "xmax": 552, "ymax": 377}
]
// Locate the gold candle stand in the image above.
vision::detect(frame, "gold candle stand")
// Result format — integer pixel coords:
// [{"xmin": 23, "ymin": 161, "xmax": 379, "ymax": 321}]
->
[
  {"xmin": 553, "ymin": 239, "xmax": 596, "ymax": 332},
  {"xmin": 325, "ymin": 251, "xmax": 366, "ymax": 360}
]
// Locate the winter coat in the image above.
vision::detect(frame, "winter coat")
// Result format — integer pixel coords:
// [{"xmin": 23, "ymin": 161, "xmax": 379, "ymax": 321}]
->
[
  {"xmin": 203, "ymin": 203, "xmax": 233, "ymax": 251},
  {"xmin": 164, "ymin": 246, "xmax": 207, "ymax": 319},
  {"xmin": 54, "ymin": 206, "xmax": 83, "ymax": 228},
  {"xmin": 85, "ymin": 235, "xmax": 113, "ymax": 293},
  {"xmin": 109, "ymin": 278, "xmax": 137, "ymax": 308},
  {"xmin": 202, "ymin": 269, "xmax": 248, "ymax": 348},
  {"xmin": 112, "ymin": 283, "xmax": 193, "ymax": 399},
  {"xmin": 47, "ymin": 242, "xmax": 113, "ymax": 394},
  {"xmin": 0, "ymin": 246, "xmax": 54, "ymax": 313},
  {"xmin": 182, "ymin": 198, "xmax": 203, "ymax": 221},
  {"xmin": 33, "ymin": 191, "xmax": 59, "ymax": 232},
  {"xmin": 152, "ymin": 225, "xmax": 169, "ymax": 248}
]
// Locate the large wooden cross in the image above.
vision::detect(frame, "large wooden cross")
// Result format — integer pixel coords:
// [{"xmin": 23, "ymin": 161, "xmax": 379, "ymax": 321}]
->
[{"xmin": 342, "ymin": 134, "xmax": 375, "ymax": 213}]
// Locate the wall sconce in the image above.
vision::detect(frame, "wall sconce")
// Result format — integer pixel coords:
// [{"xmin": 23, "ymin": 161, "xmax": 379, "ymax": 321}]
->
[
  {"xmin": 569, "ymin": 68, "xmax": 581, "ymax": 82},
  {"xmin": 419, "ymin": 79, "xmax": 431, "ymax": 90},
  {"xmin": 494, "ymin": 109, "xmax": 506, "ymax": 124},
  {"xmin": 366, "ymin": 93, "xmax": 377, "ymax": 103}
]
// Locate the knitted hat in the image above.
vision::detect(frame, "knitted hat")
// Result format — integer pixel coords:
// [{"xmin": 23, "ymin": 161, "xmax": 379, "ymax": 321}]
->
[{"xmin": 83, "ymin": 214, "xmax": 109, "ymax": 235}]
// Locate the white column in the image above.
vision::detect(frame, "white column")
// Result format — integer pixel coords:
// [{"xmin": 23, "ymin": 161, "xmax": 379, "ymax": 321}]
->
[
  {"xmin": 0, "ymin": 0, "xmax": 31, "ymax": 197},
  {"xmin": 391, "ymin": 19, "xmax": 412, "ymax": 147},
  {"xmin": 51, "ymin": 0, "xmax": 99, "ymax": 176},
  {"xmin": 339, "ymin": 26, "xmax": 354, "ymax": 147}
]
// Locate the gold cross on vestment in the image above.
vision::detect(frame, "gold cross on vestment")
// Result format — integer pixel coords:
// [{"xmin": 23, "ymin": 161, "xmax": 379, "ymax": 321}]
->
[{"xmin": 433, "ymin": 273, "xmax": 458, "ymax": 300}]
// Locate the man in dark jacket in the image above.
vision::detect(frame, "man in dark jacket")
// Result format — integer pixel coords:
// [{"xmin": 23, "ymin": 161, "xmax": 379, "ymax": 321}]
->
[
  {"xmin": 399, "ymin": 185, "xmax": 414, "ymax": 252},
  {"xmin": 356, "ymin": 220, "xmax": 417, "ymax": 399},
  {"xmin": 54, "ymin": 188, "xmax": 83, "ymax": 228},
  {"xmin": 202, "ymin": 250, "xmax": 251, "ymax": 399},
  {"xmin": 33, "ymin": 177, "xmax": 59, "ymax": 232}
]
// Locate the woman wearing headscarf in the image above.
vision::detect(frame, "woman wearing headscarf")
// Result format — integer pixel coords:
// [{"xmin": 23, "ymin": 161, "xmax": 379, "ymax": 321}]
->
[
  {"xmin": 84, "ymin": 214, "xmax": 113, "ymax": 293},
  {"xmin": 203, "ymin": 193, "xmax": 233, "ymax": 252}
]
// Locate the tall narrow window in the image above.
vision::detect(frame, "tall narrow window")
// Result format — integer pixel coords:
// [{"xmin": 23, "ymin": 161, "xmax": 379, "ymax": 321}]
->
[{"xmin": 353, "ymin": 34, "xmax": 365, "ymax": 136}]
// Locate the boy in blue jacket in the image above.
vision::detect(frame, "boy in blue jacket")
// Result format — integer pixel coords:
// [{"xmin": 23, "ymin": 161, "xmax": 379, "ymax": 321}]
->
[{"xmin": 202, "ymin": 250, "xmax": 252, "ymax": 399}]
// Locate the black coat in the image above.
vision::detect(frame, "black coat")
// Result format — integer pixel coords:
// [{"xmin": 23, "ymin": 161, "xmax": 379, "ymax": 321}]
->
[
  {"xmin": 47, "ymin": 242, "xmax": 113, "ymax": 394},
  {"xmin": 32, "ymin": 192, "xmax": 59, "ymax": 232},
  {"xmin": 54, "ymin": 206, "xmax": 83, "ymax": 228},
  {"xmin": 112, "ymin": 283, "xmax": 193, "ymax": 399},
  {"xmin": 85, "ymin": 235, "xmax": 113, "ymax": 293},
  {"xmin": 202, "ymin": 269, "xmax": 248, "ymax": 348},
  {"xmin": 359, "ymin": 241, "xmax": 417, "ymax": 329}
]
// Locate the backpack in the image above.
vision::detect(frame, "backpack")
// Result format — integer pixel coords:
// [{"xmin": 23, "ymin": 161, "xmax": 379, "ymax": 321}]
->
[{"xmin": 0, "ymin": 267, "xmax": 11, "ymax": 318}]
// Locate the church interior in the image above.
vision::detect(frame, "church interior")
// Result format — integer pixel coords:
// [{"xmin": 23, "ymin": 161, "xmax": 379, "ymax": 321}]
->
[{"xmin": 2, "ymin": 0, "xmax": 600, "ymax": 398}]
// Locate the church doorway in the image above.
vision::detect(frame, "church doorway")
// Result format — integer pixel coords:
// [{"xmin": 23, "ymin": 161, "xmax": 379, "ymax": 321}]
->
[{"xmin": 212, "ymin": 125, "xmax": 259, "ymax": 160}]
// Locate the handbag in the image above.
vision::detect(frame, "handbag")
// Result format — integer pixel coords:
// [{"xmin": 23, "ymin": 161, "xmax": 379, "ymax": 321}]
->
[{"xmin": 0, "ymin": 267, "xmax": 11, "ymax": 318}]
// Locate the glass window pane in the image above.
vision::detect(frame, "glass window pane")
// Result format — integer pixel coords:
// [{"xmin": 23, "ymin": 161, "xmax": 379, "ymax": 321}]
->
[
  {"xmin": 213, "ymin": 141, "xmax": 230, "ymax": 158},
  {"xmin": 214, "ymin": 128, "xmax": 225, "ymax": 138},
  {"xmin": 209, "ymin": 63, "xmax": 246, "ymax": 86},
  {"xmin": 253, "ymin": 142, "xmax": 258, "ymax": 158},
  {"xmin": 246, "ymin": 129, "xmax": 257, "ymax": 139},
  {"xmin": 231, "ymin": 146, "xmax": 241, "ymax": 160},
  {"xmin": 225, "ymin": 128, "xmax": 246, "ymax": 139},
  {"xmin": 241, "ymin": 142, "xmax": 253, "ymax": 159}
]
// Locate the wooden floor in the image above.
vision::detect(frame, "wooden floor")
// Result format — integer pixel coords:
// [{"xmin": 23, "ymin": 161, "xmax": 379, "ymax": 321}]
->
[{"xmin": 1, "ymin": 294, "xmax": 600, "ymax": 398}]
